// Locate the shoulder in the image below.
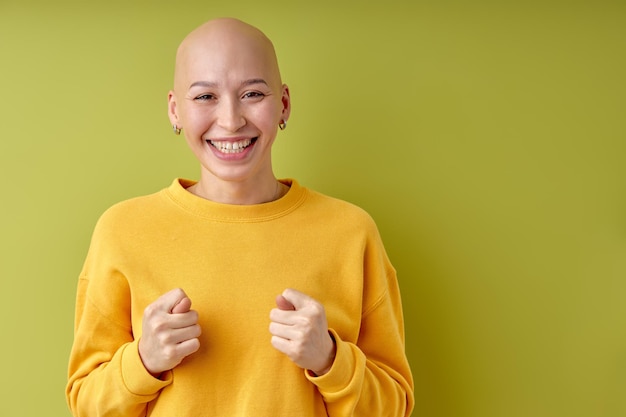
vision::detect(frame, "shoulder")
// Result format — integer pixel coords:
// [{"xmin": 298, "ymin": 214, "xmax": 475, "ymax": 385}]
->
[
  {"xmin": 300, "ymin": 186, "xmax": 379, "ymax": 233},
  {"xmin": 99, "ymin": 191, "xmax": 163, "ymax": 225},
  {"xmin": 91, "ymin": 186, "xmax": 171, "ymax": 243},
  {"xmin": 305, "ymin": 186, "xmax": 369, "ymax": 213}
]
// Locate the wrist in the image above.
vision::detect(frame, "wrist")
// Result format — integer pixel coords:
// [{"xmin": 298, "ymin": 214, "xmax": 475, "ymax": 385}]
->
[
  {"xmin": 311, "ymin": 332, "xmax": 337, "ymax": 376},
  {"xmin": 138, "ymin": 338, "xmax": 163, "ymax": 378}
]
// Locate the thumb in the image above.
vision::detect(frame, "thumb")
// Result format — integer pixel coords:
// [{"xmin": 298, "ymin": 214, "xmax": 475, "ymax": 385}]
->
[
  {"xmin": 280, "ymin": 288, "xmax": 315, "ymax": 310},
  {"xmin": 156, "ymin": 288, "xmax": 191, "ymax": 314},
  {"xmin": 171, "ymin": 296, "xmax": 192, "ymax": 314},
  {"xmin": 275, "ymin": 294, "xmax": 296, "ymax": 311}
]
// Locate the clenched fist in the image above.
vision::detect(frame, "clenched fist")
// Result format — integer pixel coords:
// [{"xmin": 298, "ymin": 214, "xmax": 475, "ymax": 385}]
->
[
  {"xmin": 269, "ymin": 288, "xmax": 336, "ymax": 376},
  {"xmin": 138, "ymin": 288, "xmax": 201, "ymax": 376}
]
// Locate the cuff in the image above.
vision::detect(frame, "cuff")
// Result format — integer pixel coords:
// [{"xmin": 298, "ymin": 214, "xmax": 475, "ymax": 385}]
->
[
  {"xmin": 120, "ymin": 340, "xmax": 173, "ymax": 396},
  {"xmin": 304, "ymin": 328, "xmax": 364, "ymax": 394}
]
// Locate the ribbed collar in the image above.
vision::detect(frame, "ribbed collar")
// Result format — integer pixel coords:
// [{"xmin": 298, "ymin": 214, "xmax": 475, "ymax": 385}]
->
[{"xmin": 163, "ymin": 178, "xmax": 308, "ymax": 222}]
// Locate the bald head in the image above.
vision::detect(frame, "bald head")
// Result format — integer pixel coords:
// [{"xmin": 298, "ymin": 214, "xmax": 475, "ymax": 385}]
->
[{"xmin": 173, "ymin": 18, "xmax": 283, "ymax": 93}]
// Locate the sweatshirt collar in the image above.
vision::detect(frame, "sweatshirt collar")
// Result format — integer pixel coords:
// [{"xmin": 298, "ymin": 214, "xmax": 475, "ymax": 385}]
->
[{"xmin": 164, "ymin": 178, "xmax": 307, "ymax": 222}]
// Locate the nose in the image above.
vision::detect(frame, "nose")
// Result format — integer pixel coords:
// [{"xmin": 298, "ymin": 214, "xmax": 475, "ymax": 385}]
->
[{"xmin": 216, "ymin": 97, "xmax": 246, "ymax": 132}]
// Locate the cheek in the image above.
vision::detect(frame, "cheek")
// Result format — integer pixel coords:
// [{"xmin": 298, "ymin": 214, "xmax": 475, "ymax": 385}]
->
[
  {"xmin": 184, "ymin": 108, "xmax": 213, "ymax": 134},
  {"xmin": 253, "ymin": 103, "xmax": 282, "ymax": 131}
]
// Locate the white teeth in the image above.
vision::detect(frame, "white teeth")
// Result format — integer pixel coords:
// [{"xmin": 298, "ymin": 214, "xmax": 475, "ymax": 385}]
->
[{"xmin": 209, "ymin": 139, "xmax": 253, "ymax": 154}]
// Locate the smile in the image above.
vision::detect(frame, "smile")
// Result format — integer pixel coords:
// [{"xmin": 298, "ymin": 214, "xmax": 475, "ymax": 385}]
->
[{"xmin": 208, "ymin": 138, "xmax": 256, "ymax": 154}]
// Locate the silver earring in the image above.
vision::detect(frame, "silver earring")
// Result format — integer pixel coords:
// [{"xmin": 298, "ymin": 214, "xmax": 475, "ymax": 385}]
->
[
  {"xmin": 278, "ymin": 120, "xmax": 287, "ymax": 130},
  {"xmin": 173, "ymin": 124, "xmax": 182, "ymax": 135}
]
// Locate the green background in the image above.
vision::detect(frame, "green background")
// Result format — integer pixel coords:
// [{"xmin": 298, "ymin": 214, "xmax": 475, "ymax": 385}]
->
[{"xmin": 1, "ymin": 1, "xmax": 625, "ymax": 416}]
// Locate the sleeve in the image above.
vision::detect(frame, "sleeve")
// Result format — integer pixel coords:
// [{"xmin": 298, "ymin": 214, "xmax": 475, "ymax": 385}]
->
[
  {"xmin": 66, "ymin": 220, "xmax": 172, "ymax": 417},
  {"xmin": 305, "ymin": 228, "xmax": 415, "ymax": 417}
]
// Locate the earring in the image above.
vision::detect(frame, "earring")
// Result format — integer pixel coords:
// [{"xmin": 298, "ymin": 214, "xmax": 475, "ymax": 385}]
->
[
  {"xmin": 278, "ymin": 120, "xmax": 287, "ymax": 130},
  {"xmin": 173, "ymin": 124, "xmax": 182, "ymax": 135}
]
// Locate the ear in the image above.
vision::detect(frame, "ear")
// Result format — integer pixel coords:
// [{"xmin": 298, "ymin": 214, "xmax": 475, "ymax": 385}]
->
[
  {"xmin": 280, "ymin": 84, "xmax": 291, "ymax": 122},
  {"xmin": 168, "ymin": 90, "xmax": 180, "ymax": 126}
]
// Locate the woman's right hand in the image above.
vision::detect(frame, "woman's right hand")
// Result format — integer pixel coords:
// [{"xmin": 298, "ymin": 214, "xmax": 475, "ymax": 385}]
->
[{"xmin": 138, "ymin": 288, "xmax": 201, "ymax": 376}]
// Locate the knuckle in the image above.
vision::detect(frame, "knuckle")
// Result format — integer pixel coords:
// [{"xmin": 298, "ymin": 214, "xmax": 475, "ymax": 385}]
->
[
  {"xmin": 270, "ymin": 336, "xmax": 282, "ymax": 349},
  {"xmin": 157, "ymin": 331, "xmax": 171, "ymax": 345},
  {"xmin": 152, "ymin": 317, "xmax": 168, "ymax": 332},
  {"xmin": 190, "ymin": 310, "xmax": 199, "ymax": 322},
  {"xmin": 296, "ymin": 316, "xmax": 314, "ymax": 329},
  {"xmin": 296, "ymin": 328, "xmax": 307, "ymax": 340},
  {"xmin": 291, "ymin": 343, "xmax": 306, "ymax": 362},
  {"xmin": 162, "ymin": 345, "xmax": 177, "ymax": 362},
  {"xmin": 144, "ymin": 304, "xmax": 156, "ymax": 317},
  {"xmin": 189, "ymin": 338, "xmax": 201, "ymax": 352},
  {"xmin": 310, "ymin": 303, "xmax": 324, "ymax": 316}
]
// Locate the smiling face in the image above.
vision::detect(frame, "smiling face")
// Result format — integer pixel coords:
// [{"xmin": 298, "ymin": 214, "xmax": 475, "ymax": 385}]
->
[{"xmin": 168, "ymin": 18, "xmax": 290, "ymax": 186}]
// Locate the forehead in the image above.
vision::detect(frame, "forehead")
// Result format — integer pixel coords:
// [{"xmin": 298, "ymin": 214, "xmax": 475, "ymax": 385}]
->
[{"xmin": 176, "ymin": 27, "xmax": 281, "ymax": 90}]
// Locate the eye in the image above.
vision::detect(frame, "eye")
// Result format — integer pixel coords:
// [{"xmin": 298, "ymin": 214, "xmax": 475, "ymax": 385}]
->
[
  {"xmin": 242, "ymin": 91, "xmax": 265, "ymax": 99},
  {"xmin": 194, "ymin": 93, "xmax": 215, "ymax": 101}
]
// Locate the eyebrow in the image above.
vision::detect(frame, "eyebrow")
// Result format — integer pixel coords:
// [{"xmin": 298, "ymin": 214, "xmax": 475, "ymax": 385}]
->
[
  {"xmin": 188, "ymin": 78, "xmax": 269, "ymax": 90},
  {"xmin": 189, "ymin": 81, "xmax": 217, "ymax": 89},
  {"xmin": 241, "ymin": 78, "xmax": 269, "ymax": 87}
]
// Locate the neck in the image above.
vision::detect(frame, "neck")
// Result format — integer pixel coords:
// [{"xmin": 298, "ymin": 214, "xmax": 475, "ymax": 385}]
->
[{"xmin": 188, "ymin": 174, "xmax": 286, "ymax": 205}]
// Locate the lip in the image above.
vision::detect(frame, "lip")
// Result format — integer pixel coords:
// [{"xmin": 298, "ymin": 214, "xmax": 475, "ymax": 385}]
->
[
  {"xmin": 207, "ymin": 135, "xmax": 253, "ymax": 142},
  {"xmin": 205, "ymin": 136, "xmax": 257, "ymax": 160}
]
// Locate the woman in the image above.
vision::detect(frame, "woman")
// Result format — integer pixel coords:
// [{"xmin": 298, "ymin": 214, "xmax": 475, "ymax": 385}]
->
[{"xmin": 67, "ymin": 17, "xmax": 414, "ymax": 417}]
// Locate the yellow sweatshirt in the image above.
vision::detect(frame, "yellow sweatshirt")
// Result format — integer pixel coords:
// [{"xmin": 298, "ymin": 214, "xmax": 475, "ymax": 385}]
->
[{"xmin": 67, "ymin": 178, "xmax": 414, "ymax": 417}]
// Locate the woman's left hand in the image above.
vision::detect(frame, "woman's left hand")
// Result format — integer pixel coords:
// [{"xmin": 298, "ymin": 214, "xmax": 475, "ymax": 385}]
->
[{"xmin": 269, "ymin": 288, "xmax": 336, "ymax": 376}]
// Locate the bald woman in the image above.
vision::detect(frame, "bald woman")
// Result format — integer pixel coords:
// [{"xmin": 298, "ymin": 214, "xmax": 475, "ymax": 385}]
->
[{"xmin": 67, "ymin": 18, "xmax": 414, "ymax": 417}]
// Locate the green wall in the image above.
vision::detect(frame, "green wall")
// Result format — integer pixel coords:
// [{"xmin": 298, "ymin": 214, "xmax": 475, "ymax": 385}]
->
[{"xmin": 1, "ymin": 1, "xmax": 625, "ymax": 416}]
